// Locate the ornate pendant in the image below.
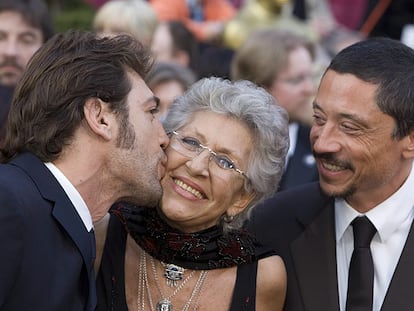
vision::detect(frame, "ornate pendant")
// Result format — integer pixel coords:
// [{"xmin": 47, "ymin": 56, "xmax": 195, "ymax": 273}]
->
[
  {"xmin": 163, "ymin": 263, "xmax": 184, "ymax": 287},
  {"xmin": 156, "ymin": 298, "xmax": 173, "ymax": 311}
]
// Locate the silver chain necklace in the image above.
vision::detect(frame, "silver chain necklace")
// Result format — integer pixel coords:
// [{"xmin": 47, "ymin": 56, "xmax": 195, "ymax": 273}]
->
[{"xmin": 137, "ymin": 251, "xmax": 209, "ymax": 311}]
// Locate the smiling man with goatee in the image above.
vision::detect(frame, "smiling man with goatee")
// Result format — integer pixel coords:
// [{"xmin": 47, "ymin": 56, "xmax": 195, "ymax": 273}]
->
[{"xmin": 249, "ymin": 37, "xmax": 414, "ymax": 311}]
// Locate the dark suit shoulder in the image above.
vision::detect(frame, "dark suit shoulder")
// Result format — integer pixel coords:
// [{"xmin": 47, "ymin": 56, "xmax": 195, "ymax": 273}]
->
[
  {"xmin": 297, "ymin": 124, "xmax": 311, "ymax": 143},
  {"xmin": 257, "ymin": 182, "xmax": 327, "ymax": 220},
  {"xmin": 0, "ymin": 161, "xmax": 38, "ymax": 196},
  {"xmin": 248, "ymin": 182, "xmax": 331, "ymax": 252}
]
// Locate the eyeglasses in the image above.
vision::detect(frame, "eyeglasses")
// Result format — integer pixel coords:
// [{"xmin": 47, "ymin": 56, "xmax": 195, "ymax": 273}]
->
[{"xmin": 168, "ymin": 131, "xmax": 248, "ymax": 179}]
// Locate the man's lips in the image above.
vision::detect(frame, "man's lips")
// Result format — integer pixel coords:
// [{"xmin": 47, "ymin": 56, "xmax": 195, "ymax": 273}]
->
[
  {"xmin": 0, "ymin": 60, "xmax": 23, "ymax": 72},
  {"xmin": 319, "ymin": 160, "xmax": 347, "ymax": 172},
  {"xmin": 314, "ymin": 152, "xmax": 353, "ymax": 172}
]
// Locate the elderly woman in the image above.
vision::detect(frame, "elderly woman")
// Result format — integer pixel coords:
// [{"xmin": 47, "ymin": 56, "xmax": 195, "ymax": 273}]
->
[{"xmin": 95, "ymin": 77, "xmax": 289, "ymax": 311}]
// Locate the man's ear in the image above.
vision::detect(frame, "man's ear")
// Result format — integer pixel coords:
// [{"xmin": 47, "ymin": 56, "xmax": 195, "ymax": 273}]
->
[
  {"xmin": 402, "ymin": 129, "xmax": 414, "ymax": 159},
  {"xmin": 83, "ymin": 98, "xmax": 114, "ymax": 141}
]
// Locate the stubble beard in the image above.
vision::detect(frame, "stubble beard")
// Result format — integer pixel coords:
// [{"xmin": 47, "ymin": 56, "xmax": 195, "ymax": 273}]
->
[
  {"xmin": 115, "ymin": 115, "xmax": 163, "ymax": 208},
  {"xmin": 320, "ymin": 181, "xmax": 356, "ymax": 201}
]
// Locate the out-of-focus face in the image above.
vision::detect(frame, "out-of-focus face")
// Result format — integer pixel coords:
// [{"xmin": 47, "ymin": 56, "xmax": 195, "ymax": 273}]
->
[
  {"xmin": 152, "ymin": 80, "xmax": 185, "ymax": 120},
  {"xmin": 311, "ymin": 70, "xmax": 413, "ymax": 212},
  {"xmin": 160, "ymin": 110, "xmax": 255, "ymax": 233},
  {"xmin": 109, "ymin": 70, "xmax": 169, "ymax": 207},
  {"xmin": 151, "ymin": 23, "xmax": 175, "ymax": 63},
  {"xmin": 0, "ymin": 11, "xmax": 43, "ymax": 86},
  {"xmin": 268, "ymin": 45, "xmax": 316, "ymax": 125},
  {"xmin": 151, "ymin": 23, "xmax": 190, "ymax": 67}
]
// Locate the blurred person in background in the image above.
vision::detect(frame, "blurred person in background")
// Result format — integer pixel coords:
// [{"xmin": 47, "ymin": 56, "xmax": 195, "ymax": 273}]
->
[
  {"xmin": 146, "ymin": 62, "xmax": 197, "ymax": 121},
  {"xmin": 93, "ymin": 0, "xmax": 158, "ymax": 46},
  {"xmin": 232, "ymin": 28, "xmax": 318, "ymax": 192},
  {"xmin": 0, "ymin": 0, "xmax": 53, "ymax": 141},
  {"xmin": 149, "ymin": 7, "xmax": 236, "ymax": 79},
  {"xmin": 151, "ymin": 20, "xmax": 200, "ymax": 77},
  {"xmin": 287, "ymin": 0, "xmax": 365, "ymax": 60},
  {"xmin": 223, "ymin": 0, "xmax": 316, "ymax": 50},
  {"xmin": 149, "ymin": 0, "xmax": 236, "ymax": 43}
]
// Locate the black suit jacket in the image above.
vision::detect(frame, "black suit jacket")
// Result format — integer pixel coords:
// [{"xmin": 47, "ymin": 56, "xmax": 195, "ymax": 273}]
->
[
  {"xmin": 249, "ymin": 182, "xmax": 414, "ymax": 311},
  {"xmin": 278, "ymin": 125, "xmax": 318, "ymax": 192},
  {"xmin": 0, "ymin": 152, "xmax": 96, "ymax": 310}
]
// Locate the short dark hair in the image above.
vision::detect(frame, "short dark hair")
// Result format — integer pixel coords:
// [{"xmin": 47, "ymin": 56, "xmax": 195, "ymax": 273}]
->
[
  {"xmin": 327, "ymin": 37, "xmax": 414, "ymax": 139},
  {"xmin": 0, "ymin": 29, "xmax": 154, "ymax": 162},
  {"xmin": 0, "ymin": 0, "xmax": 54, "ymax": 42}
]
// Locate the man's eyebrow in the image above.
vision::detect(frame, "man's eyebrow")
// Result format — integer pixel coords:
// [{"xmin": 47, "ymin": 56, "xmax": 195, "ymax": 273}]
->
[
  {"xmin": 144, "ymin": 95, "xmax": 160, "ymax": 107},
  {"xmin": 153, "ymin": 96, "xmax": 160, "ymax": 108},
  {"xmin": 313, "ymin": 101, "xmax": 368, "ymax": 125},
  {"xmin": 312, "ymin": 101, "xmax": 321, "ymax": 110}
]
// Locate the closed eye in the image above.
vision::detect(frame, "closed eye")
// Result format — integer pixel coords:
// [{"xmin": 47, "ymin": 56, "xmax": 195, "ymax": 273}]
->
[
  {"xmin": 150, "ymin": 96, "xmax": 160, "ymax": 115},
  {"xmin": 312, "ymin": 114, "xmax": 325, "ymax": 126},
  {"xmin": 150, "ymin": 107, "xmax": 160, "ymax": 115},
  {"xmin": 181, "ymin": 136, "xmax": 201, "ymax": 150},
  {"xmin": 340, "ymin": 122, "xmax": 364, "ymax": 135}
]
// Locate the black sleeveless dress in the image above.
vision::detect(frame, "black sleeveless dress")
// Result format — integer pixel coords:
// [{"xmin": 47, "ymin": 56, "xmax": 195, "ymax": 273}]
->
[{"xmin": 96, "ymin": 214, "xmax": 262, "ymax": 311}]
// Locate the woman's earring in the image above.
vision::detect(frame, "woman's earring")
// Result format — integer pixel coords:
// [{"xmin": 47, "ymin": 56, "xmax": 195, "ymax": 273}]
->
[{"xmin": 224, "ymin": 214, "xmax": 234, "ymax": 223}]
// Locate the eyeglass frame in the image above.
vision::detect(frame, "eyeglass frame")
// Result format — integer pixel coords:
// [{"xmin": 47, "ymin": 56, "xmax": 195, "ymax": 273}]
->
[{"xmin": 168, "ymin": 130, "xmax": 248, "ymax": 179}]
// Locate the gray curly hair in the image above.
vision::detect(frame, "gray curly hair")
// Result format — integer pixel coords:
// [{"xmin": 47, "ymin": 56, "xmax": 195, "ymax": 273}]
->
[{"xmin": 163, "ymin": 77, "xmax": 289, "ymax": 232}]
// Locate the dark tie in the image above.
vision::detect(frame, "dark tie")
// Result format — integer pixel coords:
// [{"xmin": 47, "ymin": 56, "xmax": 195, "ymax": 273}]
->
[
  {"xmin": 88, "ymin": 229, "xmax": 97, "ymax": 310},
  {"xmin": 346, "ymin": 216, "xmax": 377, "ymax": 311}
]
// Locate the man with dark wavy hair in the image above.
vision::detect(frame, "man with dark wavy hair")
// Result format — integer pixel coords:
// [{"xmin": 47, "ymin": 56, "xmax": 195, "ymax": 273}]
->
[{"xmin": 0, "ymin": 29, "xmax": 169, "ymax": 311}]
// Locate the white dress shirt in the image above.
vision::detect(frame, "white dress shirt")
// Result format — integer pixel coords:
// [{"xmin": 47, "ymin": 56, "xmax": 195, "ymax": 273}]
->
[
  {"xmin": 285, "ymin": 122, "xmax": 299, "ymax": 169},
  {"xmin": 335, "ymin": 164, "xmax": 414, "ymax": 311},
  {"xmin": 45, "ymin": 162, "xmax": 93, "ymax": 232}
]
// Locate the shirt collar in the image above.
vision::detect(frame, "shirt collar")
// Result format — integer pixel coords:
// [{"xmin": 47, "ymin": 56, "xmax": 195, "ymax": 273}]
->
[
  {"xmin": 336, "ymin": 162, "xmax": 414, "ymax": 243},
  {"xmin": 287, "ymin": 122, "xmax": 299, "ymax": 158},
  {"xmin": 44, "ymin": 162, "xmax": 93, "ymax": 231}
]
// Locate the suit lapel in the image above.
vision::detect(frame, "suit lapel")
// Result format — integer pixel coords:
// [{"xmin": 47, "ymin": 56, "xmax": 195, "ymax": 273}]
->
[
  {"xmin": 11, "ymin": 152, "xmax": 94, "ymax": 272},
  {"xmin": 52, "ymin": 200, "xmax": 95, "ymax": 270},
  {"xmin": 52, "ymin": 200, "xmax": 97, "ymax": 310},
  {"xmin": 380, "ymin": 219, "xmax": 414, "ymax": 311},
  {"xmin": 291, "ymin": 203, "xmax": 340, "ymax": 311}
]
